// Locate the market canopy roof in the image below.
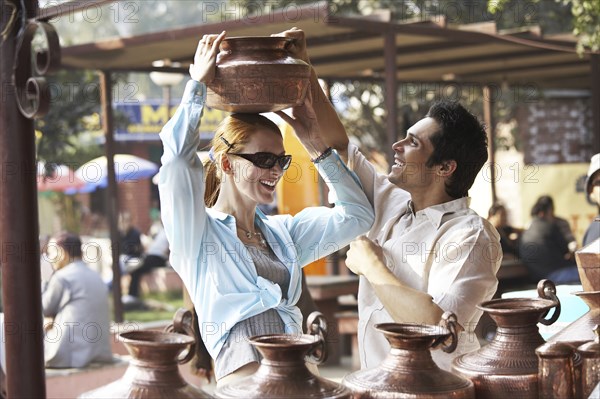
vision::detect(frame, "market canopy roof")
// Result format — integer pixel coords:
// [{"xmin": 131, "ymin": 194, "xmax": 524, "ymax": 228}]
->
[{"xmin": 56, "ymin": 1, "xmax": 597, "ymax": 89}]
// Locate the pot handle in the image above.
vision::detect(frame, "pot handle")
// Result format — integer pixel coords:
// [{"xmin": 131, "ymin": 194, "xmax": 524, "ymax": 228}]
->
[
  {"xmin": 537, "ymin": 279, "xmax": 561, "ymax": 326},
  {"xmin": 164, "ymin": 308, "xmax": 197, "ymax": 364},
  {"xmin": 432, "ymin": 311, "xmax": 459, "ymax": 353},
  {"xmin": 305, "ymin": 311, "xmax": 328, "ymax": 365}
]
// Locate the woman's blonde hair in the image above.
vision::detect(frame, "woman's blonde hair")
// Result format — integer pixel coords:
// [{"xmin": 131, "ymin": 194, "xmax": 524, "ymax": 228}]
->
[{"xmin": 203, "ymin": 113, "xmax": 281, "ymax": 207}]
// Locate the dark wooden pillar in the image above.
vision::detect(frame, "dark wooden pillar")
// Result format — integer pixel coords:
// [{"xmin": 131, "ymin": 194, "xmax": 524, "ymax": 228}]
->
[
  {"xmin": 591, "ymin": 54, "xmax": 600, "ymax": 154},
  {"xmin": 100, "ymin": 71, "xmax": 124, "ymax": 323},
  {"xmin": 384, "ymin": 31, "xmax": 398, "ymax": 168},
  {"xmin": 0, "ymin": 0, "xmax": 47, "ymax": 396},
  {"xmin": 483, "ymin": 85, "xmax": 497, "ymax": 204}
]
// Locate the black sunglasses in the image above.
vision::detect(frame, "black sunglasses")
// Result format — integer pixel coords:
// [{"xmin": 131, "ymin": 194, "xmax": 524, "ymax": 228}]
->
[{"xmin": 230, "ymin": 152, "xmax": 292, "ymax": 170}]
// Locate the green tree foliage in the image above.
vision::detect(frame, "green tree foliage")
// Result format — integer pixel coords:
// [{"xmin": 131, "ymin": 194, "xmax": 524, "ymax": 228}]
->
[
  {"xmin": 35, "ymin": 69, "xmax": 104, "ymax": 167},
  {"xmin": 564, "ymin": 0, "xmax": 600, "ymax": 53},
  {"xmin": 489, "ymin": 0, "xmax": 600, "ymax": 53}
]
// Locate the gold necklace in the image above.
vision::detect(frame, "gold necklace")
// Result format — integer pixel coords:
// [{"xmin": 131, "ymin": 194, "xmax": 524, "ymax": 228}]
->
[{"xmin": 236, "ymin": 225, "xmax": 267, "ymax": 248}]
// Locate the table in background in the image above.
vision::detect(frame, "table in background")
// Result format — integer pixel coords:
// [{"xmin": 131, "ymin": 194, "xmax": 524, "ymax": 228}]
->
[{"xmin": 306, "ymin": 275, "xmax": 359, "ymax": 365}]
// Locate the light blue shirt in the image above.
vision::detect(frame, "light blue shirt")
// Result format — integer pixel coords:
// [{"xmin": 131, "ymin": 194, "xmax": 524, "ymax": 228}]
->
[{"xmin": 158, "ymin": 80, "xmax": 374, "ymax": 359}]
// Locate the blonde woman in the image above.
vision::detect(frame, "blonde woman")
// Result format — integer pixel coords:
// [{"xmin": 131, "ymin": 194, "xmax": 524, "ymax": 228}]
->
[{"xmin": 158, "ymin": 31, "xmax": 374, "ymax": 386}]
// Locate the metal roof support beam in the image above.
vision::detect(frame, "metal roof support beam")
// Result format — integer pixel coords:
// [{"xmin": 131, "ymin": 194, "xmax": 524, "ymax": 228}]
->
[
  {"xmin": 310, "ymin": 40, "xmax": 483, "ymax": 67},
  {"xmin": 35, "ymin": 0, "xmax": 117, "ymax": 22},
  {"xmin": 463, "ymin": 60, "xmax": 588, "ymax": 79},
  {"xmin": 384, "ymin": 30, "xmax": 398, "ymax": 168},
  {"xmin": 0, "ymin": 0, "xmax": 47, "ymax": 396},
  {"xmin": 591, "ymin": 54, "xmax": 600, "ymax": 154},
  {"xmin": 99, "ymin": 71, "xmax": 124, "ymax": 323}
]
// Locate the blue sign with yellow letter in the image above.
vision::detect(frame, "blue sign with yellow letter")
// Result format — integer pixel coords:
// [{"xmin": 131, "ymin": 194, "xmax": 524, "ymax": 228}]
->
[{"xmin": 115, "ymin": 100, "xmax": 228, "ymax": 141}]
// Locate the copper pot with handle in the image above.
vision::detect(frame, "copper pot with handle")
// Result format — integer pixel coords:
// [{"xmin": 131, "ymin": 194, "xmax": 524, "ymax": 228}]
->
[
  {"xmin": 342, "ymin": 312, "xmax": 474, "ymax": 398},
  {"xmin": 215, "ymin": 311, "xmax": 351, "ymax": 399},
  {"xmin": 79, "ymin": 309, "xmax": 212, "ymax": 398},
  {"xmin": 452, "ymin": 279, "xmax": 560, "ymax": 399}
]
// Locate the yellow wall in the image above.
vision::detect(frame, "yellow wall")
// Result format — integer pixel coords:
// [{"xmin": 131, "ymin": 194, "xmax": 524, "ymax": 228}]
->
[{"xmin": 276, "ymin": 124, "xmax": 327, "ymax": 275}]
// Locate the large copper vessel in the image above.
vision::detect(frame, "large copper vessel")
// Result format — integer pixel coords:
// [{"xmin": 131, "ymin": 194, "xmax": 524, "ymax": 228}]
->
[
  {"xmin": 215, "ymin": 312, "xmax": 351, "ymax": 399},
  {"xmin": 577, "ymin": 325, "xmax": 600, "ymax": 398},
  {"xmin": 548, "ymin": 290, "xmax": 600, "ymax": 346},
  {"xmin": 79, "ymin": 309, "xmax": 212, "ymax": 398},
  {"xmin": 549, "ymin": 240, "xmax": 600, "ymax": 346},
  {"xmin": 536, "ymin": 341, "xmax": 581, "ymax": 399},
  {"xmin": 342, "ymin": 312, "xmax": 474, "ymax": 398},
  {"xmin": 452, "ymin": 280, "xmax": 560, "ymax": 398},
  {"xmin": 575, "ymin": 238, "xmax": 600, "ymax": 292},
  {"xmin": 206, "ymin": 36, "xmax": 311, "ymax": 113}
]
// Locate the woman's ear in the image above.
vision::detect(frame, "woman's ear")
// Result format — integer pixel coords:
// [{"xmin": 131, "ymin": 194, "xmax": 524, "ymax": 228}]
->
[{"xmin": 220, "ymin": 154, "xmax": 234, "ymax": 175}]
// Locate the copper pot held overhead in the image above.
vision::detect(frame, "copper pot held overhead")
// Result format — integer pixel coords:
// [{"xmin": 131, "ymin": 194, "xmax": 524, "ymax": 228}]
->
[
  {"xmin": 79, "ymin": 309, "xmax": 212, "ymax": 399},
  {"xmin": 452, "ymin": 280, "xmax": 561, "ymax": 399},
  {"xmin": 215, "ymin": 312, "xmax": 351, "ymax": 399},
  {"xmin": 206, "ymin": 36, "xmax": 311, "ymax": 113},
  {"xmin": 342, "ymin": 312, "xmax": 474, "ymax": 399}
]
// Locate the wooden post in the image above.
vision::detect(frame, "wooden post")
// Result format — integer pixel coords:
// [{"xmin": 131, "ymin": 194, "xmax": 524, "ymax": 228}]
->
[
  {"xmin": 384, "ymin": 30, "xmax": 398, "ymax": 168},
  {"xmin": 0, "ymin": 0, "xmax": 47, "ymax": 396},
  {"xmin": 483, "ymin": 85, "xmax": 497, "ymax": 204},
  {"xmin": 99, "ymin": 71, "xmax": 124, "ymax": 323},
  {"xmin": 591, "ymin": 55, "xmax": 600, "ymax": 155}
]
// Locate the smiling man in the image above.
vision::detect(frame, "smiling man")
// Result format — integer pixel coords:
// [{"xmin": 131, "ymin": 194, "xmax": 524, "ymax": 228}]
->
[
  {"xmin": 276, "ymin": 27, "xmax": 502, "ymax": 371},
  {"xmin": 343, "ymin": 102, "xmax": 502, "ymax": 371}
]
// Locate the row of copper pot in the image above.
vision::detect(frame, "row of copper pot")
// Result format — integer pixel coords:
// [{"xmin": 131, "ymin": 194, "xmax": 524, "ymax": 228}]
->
[
  {"xmin": 451, "ymin": 279, "xmax": 599, "ymax": 399},
  {"xmin": 216, "ymin": 280, "xmax": 600, "ymax": 398},
  {"xmin": 216, "ymin": 279, "xmax": 600, "ymax": 399},
  {"xmin": 79, "ymin": 280, "xmax": 599, "ymax": 399}
]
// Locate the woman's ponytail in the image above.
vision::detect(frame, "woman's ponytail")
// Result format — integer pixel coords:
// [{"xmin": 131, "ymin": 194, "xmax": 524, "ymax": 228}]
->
[{"xmin": 203, "ymin": 157, "xmax": 220, "ymax": 207}]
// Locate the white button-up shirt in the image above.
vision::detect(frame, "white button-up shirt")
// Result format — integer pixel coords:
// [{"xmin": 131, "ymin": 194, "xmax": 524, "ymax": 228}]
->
[
  {"xmin": 158, "ymin": 80, "xmax": 374, "ymax": 359},
  {"xmin": 347, "ymin": 143, "xmax": 501, "ymax": 371}
]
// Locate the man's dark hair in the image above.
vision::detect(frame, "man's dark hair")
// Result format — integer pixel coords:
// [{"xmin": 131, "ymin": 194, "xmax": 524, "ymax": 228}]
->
[
  {"xmin": 425, "ymin": 100, "xmax": 488, "ymax": 198},
  {"xmin": 55, "ymin": 232, "xmax": 82, "ymax": 259}
]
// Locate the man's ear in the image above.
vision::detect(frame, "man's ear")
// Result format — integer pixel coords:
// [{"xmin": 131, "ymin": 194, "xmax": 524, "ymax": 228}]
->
[{"xmin": 437, "ymin": 160, "xmax": 457, "ymax": 177}]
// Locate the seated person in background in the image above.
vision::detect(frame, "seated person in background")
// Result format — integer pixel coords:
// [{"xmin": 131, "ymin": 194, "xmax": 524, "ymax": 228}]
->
[
  {"xmin": 487, "ymin": 203, "xmax": 521, "ymax": 261},
  {"xmin": 531, "ymin": 195, "xmax": 578, "ymax": 255},
  {"xmin": 583, "ymin": 153, "xmax": 600, "ymax": 247},
  {"xmin": 42, "ymin": 232, "xmax": 113, "ymax": 368},
  {"xmin": 118, "ymin": 211, "xmax": 143, "ymax": 274},
  {"xmin": 519, "ymin": 196, "xmax": 579, "ymax": 285},
  {"xmin": 125, "ymin": 225, "xmax": 170, "ymax": 301}
]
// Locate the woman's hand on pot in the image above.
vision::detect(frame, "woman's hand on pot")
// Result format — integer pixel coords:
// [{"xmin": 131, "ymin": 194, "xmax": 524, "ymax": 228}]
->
[
  {"xmin": 272, "ymin": 27, "xmax": 309, "ymax": 63},
  {"xmin": 189, "ymin": 31, "xmax": 226, "ymax": 83}
]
